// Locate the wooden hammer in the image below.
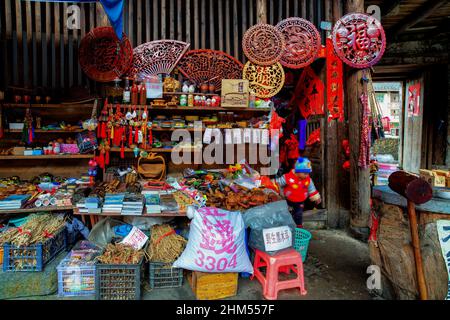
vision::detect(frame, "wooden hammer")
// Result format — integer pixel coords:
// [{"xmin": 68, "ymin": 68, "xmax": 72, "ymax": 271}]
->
[{"xmin": 388, "ymin": 171, "xmax": 433, "ymax": 300}]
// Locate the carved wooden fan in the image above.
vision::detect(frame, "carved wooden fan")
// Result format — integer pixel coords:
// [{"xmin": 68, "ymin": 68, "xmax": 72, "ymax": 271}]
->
[
  {"xmin": 128, "ymin": 40, "xmax": 190, "ymax": 78},
  {"xmin": 177, "ymin": 49, "xmax": 244, "ymax": 92}
]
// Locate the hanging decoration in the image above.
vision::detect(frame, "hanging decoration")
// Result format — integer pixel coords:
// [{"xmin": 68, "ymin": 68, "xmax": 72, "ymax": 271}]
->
[
  {"xmin": 359, "ymin": 71, "xmax": 371, "ymax": 169},
  {"xmin": 298, "ymin": 120, "xmax": 307, "ymax": 150},
  {"xmin": 128, "ymin": 40, "xmax": 190, "ymax": 79},
  {"xmin": 79, "ymin": 26, "xmax": 133, "ymax": 82},
  {"xmin": 306, "ymin": 128, "xmax": 321, "ymax": 146},
  {"xmin": 177, "ymin": 49, "xmax": 243, "ymax": 92},
  {"xmin": 326, "ymin": 38, "xmax": 344, "ymax": 122},
  {"xmin": 407, "ymin": 82, "xmax": 421, "ymax": 117},
  {"xmin": 275, "ymin": 17, "xmax": 321, "ymax": 69},
  {"xmin": 289, "ymin": 66, "xmax": 324, "ymax": 119},
  {"xmin": 285, "ymin": 133, "xmax": 300, "ymax": 160},
  {"xmin": 242, "ymin": 62, "xmax": 285, "ymax": 98},
  {"xmin": 332, "ymin": 13, "xmax": 386, "ymax": 68},
  {"xmin": 242, "ymin": 23, "xmax": 285, "ymax": 66}
]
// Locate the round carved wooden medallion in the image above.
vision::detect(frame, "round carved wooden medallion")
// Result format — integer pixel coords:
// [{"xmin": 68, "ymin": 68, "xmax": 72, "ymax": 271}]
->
[
  {"xmin": 275, "ymin": 17, "xmax": 321, "ymax": 69},
  {"xmin": 332, "ymin": 13, "xmax": 386, "ymax": 68},
  {"xmin": 242, "ymin": 24, "xmax": 285, "ymax": 66},
  {"xmin": 242, "ymin": 61, "xmax": 285, "ymax": 98},
  {"xmin": 79, "ymin": 27, "xmax": 133, "ymax": 82}
]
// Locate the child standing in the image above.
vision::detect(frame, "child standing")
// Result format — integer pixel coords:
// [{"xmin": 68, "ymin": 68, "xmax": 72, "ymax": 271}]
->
[{"xmin": 272, "ymin": 157, "xmax": 321, "ymax": 228}]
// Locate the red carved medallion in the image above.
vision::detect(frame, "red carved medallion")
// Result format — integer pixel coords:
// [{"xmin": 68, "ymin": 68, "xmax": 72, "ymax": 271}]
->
[
  {"xmin": 128, "ymin": 40, "xmax": 190, "ymax": 78},
  {"xmin": 332, "ymin": 13, "xmax": 386, "ymax": 68},
  {"xmin": 242, "ymin": 24, "xmax": 285, "ymax": 66},
  {"xmin": 177, "ymin": 49, "xmax": 244, "ymax": 92},
  {"xmin": 275, "ymin": 17, "xmax": 321, "ymax": 69},
  {"xmin": 79, "ymin": 27, "xmax": 133, "ymax": 82}
]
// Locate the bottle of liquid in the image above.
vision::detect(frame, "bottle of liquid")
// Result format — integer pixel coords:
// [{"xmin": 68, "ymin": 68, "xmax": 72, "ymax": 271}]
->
[
  {"xmin": 131, "ymin": 80, "xmax": 139, "ymax": 105},
  {"xmin": 188, "ymin": 94, "xmax": 194, "ymax": 107},
  {"xmin": 122, "ymin": 77, "xmax": 131, "ymax": 104},
  {"xmin": 139, "ymin": 80, "xmax": 147, "ymax": 105},
  {"xmin": 112, "ymin": 78, "xmax": 122, "ymax": 104}
]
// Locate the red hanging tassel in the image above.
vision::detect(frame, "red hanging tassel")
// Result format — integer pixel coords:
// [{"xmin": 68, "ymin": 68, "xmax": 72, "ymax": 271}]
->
[
  {"xmin": 128, "ymin": 126, "xmax": 133, "ymax": 146},
  {"xmin": 97, "ymin": 121, "xmax": 101, "ymax": 137},
  {"xmin": 97, "ymin": 152, "xmax": 105, "ymax": 169},
  {"xmin": 105, "ymin": 150, "xmax": 110, "ymax": 165},
  {"xmin": 148, "ymin": 129, "xmax": 153, "ymax": 147},
  {"xmin": 120, "ymin": 140, "xmax": 125, "ymax": 159},
  {"xmin": 101, "ymin": 122, "xmax": 107, "ymax": 139},
  {"xmin": 134, "ymin": 127, "xmax": 139, "ymax": 143}
]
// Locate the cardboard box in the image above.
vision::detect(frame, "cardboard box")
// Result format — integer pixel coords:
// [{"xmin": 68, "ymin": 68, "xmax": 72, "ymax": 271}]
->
[
  {"xmin": 221, "ymin": 79, "xmax": 249, "ymax": 108},
  {"xmin": 419, "ymin": 169, "xmax": 446, "ymax": 187},
  {"xmin": 188, "ymin": 271, "xmax": 238, "ymax": 300}
]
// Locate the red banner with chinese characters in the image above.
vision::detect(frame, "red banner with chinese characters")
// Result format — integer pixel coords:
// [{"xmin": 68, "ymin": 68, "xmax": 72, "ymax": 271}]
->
[
  {"xmin": 326, "ymin": 38, "xmax": 344, "ymax": 122},
  {"xmin": 408, "ymin": 82, "xmax": 421, "ymax": 117},
  {"xmin": 290, "ymin": 66, "xmax": 324, "ymax": 119}
]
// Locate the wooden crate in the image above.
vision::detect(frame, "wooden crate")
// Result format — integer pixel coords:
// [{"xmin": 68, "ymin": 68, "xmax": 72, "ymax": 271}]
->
[{"xmin": 188, "ymin": 271, "xmax": 238, "ymax": 300}]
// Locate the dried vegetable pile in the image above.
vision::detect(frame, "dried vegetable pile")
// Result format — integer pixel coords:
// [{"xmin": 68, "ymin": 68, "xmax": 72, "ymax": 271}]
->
[
  {"xmin": 0, "ymin": 214, "xmax": 66, "ymax": 246},
  {"xmin": 146, "ymin": 224, "xmax": 187, "ymax": 263},
  {"xmin": 96, "ymin": 243, "xmax": 145, "ymax": 265}
]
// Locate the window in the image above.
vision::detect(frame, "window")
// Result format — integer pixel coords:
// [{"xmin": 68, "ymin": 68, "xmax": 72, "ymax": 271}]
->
[
  {"xmin": 376, "ymin": 93, "xmax": 384, "ymax": 103},
  {"xmin": 391, "ymin": 93, "xmax": 400, "ymax": 102}
]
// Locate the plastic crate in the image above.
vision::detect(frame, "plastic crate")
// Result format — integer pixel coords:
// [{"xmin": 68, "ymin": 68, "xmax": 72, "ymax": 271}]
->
[
  {"xmin": 95, "ymin": 259, "xmax": 143, "ymax": 300},
  {"xmin": 149, "ymin": 262, "xmax": 183, "ymax": 289},
  {"xmin": 57, "ymin": 254, "xmax": 96, "ymax": 297},
  {"xmin": 293, "ymin": 228, "xmax": 312, "ymax": 263},
  {"xmin": 2, "ymin": 227, "xmax": 67, "ymax": 272}
]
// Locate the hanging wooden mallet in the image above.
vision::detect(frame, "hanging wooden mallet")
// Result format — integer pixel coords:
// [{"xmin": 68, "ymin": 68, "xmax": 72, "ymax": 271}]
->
[{"xmin": 388, "ymin": 170, "xmax": 433, "ymax": 300}]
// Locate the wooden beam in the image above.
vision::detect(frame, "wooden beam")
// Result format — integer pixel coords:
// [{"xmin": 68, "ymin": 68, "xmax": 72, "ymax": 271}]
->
[
  {"xmin": 380, "ymin": 0, "xmax": 402, "ymax": 17},
  {"xmin": 346, "ymin": 0, "xmax": 370, "ymax": 235},
  {"xmin": 256, "ymin": 0, "xmax": 267, "ymax": 24},
  {"xmin": 388, "ymin": 0, "xmax": 447, "ymax": 40}
]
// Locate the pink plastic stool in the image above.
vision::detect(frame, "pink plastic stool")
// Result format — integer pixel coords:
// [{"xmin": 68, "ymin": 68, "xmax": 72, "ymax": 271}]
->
[{"xmin": 251, "ymin": 248, "xmax": 307, "ymax": 300}]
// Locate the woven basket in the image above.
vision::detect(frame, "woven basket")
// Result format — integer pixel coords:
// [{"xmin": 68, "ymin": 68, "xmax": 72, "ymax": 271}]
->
[{"xmin": 137, "ymin": 153, "xmax": 166, "ymax": 180}]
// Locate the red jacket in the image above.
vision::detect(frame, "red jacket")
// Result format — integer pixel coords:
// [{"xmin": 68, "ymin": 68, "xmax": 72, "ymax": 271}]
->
[{"xmin": 282, "ymin": 170, "xmax": 319, "ymax": 203}]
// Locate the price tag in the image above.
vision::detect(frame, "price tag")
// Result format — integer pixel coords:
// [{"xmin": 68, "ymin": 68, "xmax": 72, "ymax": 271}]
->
[
  {"xmin": 120, "ymin": 226, "xmax": 148, "ymax": 250},
  {"xmin": 262, "ymin": 226, "xmax": 292, "ymax": 252}
]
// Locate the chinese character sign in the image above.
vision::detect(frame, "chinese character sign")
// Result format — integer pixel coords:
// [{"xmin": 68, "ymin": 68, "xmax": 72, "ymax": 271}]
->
[
  {"xmin": 262, "ymin": 226, "xmax": 292, "ymax": 252},
  {"xmin": 332, "ymin": 13, "xmax": 386, "ymax": 69},
  {"xmin": 173, "ymin": 206, "xmax": 253, "ymax": 273}
]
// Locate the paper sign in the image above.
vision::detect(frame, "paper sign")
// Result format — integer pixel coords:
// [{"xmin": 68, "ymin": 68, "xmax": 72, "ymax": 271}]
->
[
  {"xmin": 120, "ymin": 226, "xmax": 148, "ymax": 250},
  {"xmin": 146, "ymin": 82, "xmax": 163, "ymax": 99},
  {"xmin": 262, "ymin": 226, "xmax": 292, "ymax": 252},
  {"xmin": 243, "ymin": 128, "xmax": 252, "ymax": 143},
  {"xmin": 437, "ymin": 220, "xmax": 450, "ymax": 300},
  {"xmin": 232, "ymin": 129, "xmax": 242, "ymax": 144},
  {"xmin": 203, "ymin": 128, "xmax": 212, "ymax": 144}
]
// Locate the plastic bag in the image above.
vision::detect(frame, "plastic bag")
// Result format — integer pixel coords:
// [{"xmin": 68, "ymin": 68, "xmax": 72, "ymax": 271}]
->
[
  {"xmin": 123, "ymin": 216, "xmax": 173, "ymax": 231},
  {"xmin": 173, "ymin": 206, "xmax": 253, "ymax": 273},
  {"xmin": 243, "ymin": 200, "xmax": 296, "ymax": 255},
  {"xmin": 87, "ymin": 217, "xmax": 125, "ymax": 248}
]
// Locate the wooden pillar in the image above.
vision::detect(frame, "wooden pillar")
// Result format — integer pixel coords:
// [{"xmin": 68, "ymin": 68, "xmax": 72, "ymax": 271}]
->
[
  {"xmin": 257, "ymin": 0, "xmax": 267, "ymax": 24},
  {"xmin": 345, "ymin": 0, "xmax": 371, "ymax": 235}
]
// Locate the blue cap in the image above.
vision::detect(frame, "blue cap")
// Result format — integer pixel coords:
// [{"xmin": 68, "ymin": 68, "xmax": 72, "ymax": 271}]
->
[{"xmin": 294, "ymin": 157, "xmax": 312, "ymax": 173}]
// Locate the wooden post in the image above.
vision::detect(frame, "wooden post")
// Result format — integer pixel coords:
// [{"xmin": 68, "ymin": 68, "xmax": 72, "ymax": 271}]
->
[
  {"xmin": 345, "ymin": 0, "xmax": 371, "ymax": 234},
  {"xmin": 256, "ymin": 0, "xmax": 267, "ymax": 24}
]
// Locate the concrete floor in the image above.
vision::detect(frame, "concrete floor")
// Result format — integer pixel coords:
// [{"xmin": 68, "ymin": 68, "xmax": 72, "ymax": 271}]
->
[{"xmin": 16, "ymin": 229, "xmax": 371, "ymax": 300}]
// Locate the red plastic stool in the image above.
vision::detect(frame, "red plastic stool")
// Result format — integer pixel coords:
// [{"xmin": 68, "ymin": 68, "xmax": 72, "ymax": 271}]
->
[{"xmin": 251, "ymin": 248, "xmax": 307, "ymax": 300}]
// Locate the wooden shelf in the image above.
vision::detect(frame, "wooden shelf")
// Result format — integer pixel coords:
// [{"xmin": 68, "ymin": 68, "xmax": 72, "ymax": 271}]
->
[
  {"xmin": 2, "ymin": 103, "xmax": 94, "ymax": 109},
  {"xmin": 118, "ymin": 104, "xmax": 270, "ymax": 112},
  {"xmin": 5, "ymin": 129, "xmax": 83, "ymax": 133},
  {"xmin": 0, "ymin": 154, "xmax": 93, "ymax": 160},
  {"xmin": 0, "ymin": 205, "xmax": 75, "ymax": 214},
  {"xmin": 163, "ymin": 92, "xmax": 217, "ymax": 96}
]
